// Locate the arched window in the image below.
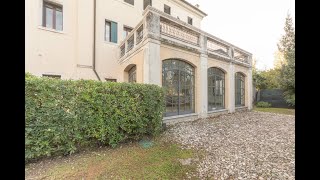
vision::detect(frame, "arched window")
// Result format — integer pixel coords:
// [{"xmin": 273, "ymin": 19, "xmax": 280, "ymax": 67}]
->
[
  {"xmin": 128, "ymin": 65, "xmax": 136, "ymax": 83},
  {"xmin": 208, "ymin": 68, "xmax": 225, "ymax": 111},
  {"xmin": 235, "ymin": 72, "xmax": 245, "ymax": 106},
  {"xmin": 162, "ymin": 59, "xmax": 195, "ymax": 117}
]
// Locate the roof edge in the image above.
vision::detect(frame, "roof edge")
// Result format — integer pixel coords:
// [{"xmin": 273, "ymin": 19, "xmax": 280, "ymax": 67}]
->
[{"xmin": 179, "ymin": 0, "xmax": 208, "ymax": 17}]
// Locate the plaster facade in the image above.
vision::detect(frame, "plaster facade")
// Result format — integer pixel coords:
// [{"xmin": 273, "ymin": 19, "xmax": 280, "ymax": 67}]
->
[{"xmin": 26, "ymin": 0, "xmax": 252, "ymax": 123}]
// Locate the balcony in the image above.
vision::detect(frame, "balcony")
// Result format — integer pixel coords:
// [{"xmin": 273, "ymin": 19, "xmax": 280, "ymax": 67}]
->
[{"xmin": 118, "ymin": 6, "xmax": 251, "ymax": 66}]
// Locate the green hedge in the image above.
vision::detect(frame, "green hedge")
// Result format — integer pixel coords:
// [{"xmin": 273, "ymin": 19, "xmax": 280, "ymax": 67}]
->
[
  {"xmin": 256, "ymin": 101, "xmax": 272, "ymax": 108},
  {"xmin": 25, "ymin": 73, "xmax": 165, "ymax": 162}
]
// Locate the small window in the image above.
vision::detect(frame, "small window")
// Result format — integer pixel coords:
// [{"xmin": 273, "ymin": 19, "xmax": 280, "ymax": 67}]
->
[
  {"xmin": 164, "ymin": 4, "xmax": 171, "ymax": 15},
  {"xmin": 42, "ymin": 74, "xmax": 61, "ymax": 79},
  {"xmin": 188, "ymin": 17, "xmax": 193, "ymax": 25},
  {"xmin": 143, "ymin": 0, "xmax": 152, "ymax": 10},
  {"xmin": 124, "ymin": 0, "xmax": 134, "ymax": 6},
  {"xmin": 42, "ymin": 1, "xmax": 63, "ymax": 31},
  {"xmin": 105, "ymin": 20, "xmax": 118, "ymax": 43},
  {"xmin": 105, "ymin": 78, "xmax": 117, "ymax": 82},
  {"xmin": 123, "ymin": 26, "xmax": 133, "ymax": 39}
]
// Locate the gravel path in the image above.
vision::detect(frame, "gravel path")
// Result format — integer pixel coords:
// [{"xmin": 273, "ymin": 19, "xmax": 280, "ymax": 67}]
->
[{"xmin": 163, "ymin": 111, "xmax": 295, "ymax": 179}]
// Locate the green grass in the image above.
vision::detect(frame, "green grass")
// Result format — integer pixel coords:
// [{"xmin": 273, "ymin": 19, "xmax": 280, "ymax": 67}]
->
[
  {"xmin": 25, "ymin": 138, "xmax": 200, "ymax": 180},
  {"xmin": 253, "ymin": 106, "xmax": 295, "ymax": 115}
]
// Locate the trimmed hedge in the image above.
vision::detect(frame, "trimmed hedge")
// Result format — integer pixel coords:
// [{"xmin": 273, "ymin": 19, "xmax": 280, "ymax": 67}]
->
[
  {"xmin": 25, "ymin": 73, "xmax": 165, "ymax": 162},
  {"xmin": 256, "ymin": 101, "xmax": 272, "ymax": 108}
]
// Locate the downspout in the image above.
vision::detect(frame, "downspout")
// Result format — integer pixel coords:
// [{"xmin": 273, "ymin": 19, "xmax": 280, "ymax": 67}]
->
[{"xmin": 93, "ymin": 0, "xmax": 101, "ymax": 81}]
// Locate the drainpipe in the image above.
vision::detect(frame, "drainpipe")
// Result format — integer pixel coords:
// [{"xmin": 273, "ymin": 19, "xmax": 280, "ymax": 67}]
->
[{"xmin": 93, "ymin": 0, "xmax": 101, "ymax": 81}]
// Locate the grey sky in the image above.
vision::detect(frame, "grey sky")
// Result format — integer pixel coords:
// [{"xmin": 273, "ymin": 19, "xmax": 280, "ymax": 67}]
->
[{"xmin": 186, "ymin": 0, "xmax": 295, "ymax": 70}]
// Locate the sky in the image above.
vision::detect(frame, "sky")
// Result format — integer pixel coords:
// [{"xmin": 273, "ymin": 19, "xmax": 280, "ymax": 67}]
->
[{"xmin": 186, "ymin": 0, "xmax": 295, "ymax": 70}]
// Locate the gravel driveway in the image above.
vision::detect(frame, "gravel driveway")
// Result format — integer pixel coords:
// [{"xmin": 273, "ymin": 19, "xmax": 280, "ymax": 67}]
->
[{"xmin": 163, "ymin": 111, "xmax": 295, "ymax": 179}]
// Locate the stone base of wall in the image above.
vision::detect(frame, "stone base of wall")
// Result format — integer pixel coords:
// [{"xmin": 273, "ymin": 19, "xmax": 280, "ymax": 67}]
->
[
  {"xmin": 235, "ymin": 106, "xmax": 249, "ymax": 112},
  {"xmin": 163, "ymin": 109, "xmax": 231, "ymax": 126},
  {"xmin": 163, "ymin": 113, "xmax": 199, "ymax": 125}
]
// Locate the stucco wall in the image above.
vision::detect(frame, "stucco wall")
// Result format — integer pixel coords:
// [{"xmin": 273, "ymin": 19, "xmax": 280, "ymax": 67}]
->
[
  {"xmin": 25, "ymin": 0, "xmax": 205, "ymax": 81},
  {"xmin": 119, "ymin": 47, "xmax": 145, "ymax": 83},
  {"xmin": 25, "ymin": 0, "xmax": 78, "ymax": 79}
]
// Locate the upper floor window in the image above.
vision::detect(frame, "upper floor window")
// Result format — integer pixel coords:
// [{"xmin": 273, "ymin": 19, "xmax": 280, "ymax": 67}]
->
[
  {"xmin": 42, "ymin": 1, "xmax": 63, "ymax": 31},
  {"xmin": 143, "ymin": 0, "xmax": 152, "ymax": 10},
  {"xmin": 105, "ymin": 20, "xmax": 118, "ymax": 43},
  {"xmin": 164, "ymin": 4, "xmax": 171, "ymax": 15},
  {"xmin": 124, "ymin": 0, "xmax": 134, "ymax": 6},
  {"xmin": 123, "ymin": 26, "xmax": 133, "ymax": 39},
  {"xmin": 188, "ymin": 17, "xmax": 193, "ymax": 25}
]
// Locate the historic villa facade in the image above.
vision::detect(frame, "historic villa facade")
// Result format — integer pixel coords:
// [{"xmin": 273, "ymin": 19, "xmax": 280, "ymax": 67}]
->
[{"xmin": 25, "ymin": 0, "xmax": 253, "ymax": 123}]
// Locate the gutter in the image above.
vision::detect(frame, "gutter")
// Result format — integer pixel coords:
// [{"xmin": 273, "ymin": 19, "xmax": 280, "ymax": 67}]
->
[{"xmin": 93, "ymin": 0, "xmax": 101, "ymax": 81}]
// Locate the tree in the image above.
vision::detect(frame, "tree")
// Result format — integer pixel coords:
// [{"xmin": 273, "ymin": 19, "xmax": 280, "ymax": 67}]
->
[
  {"xmin": 252, "ymin": 57, "xmax": 281, "ymax": 90},
  {"xmin": 277, "ymin": 13, "xmax": 295, "ymax": 106},
  {"xmin": 274, "ymin": 51, "xmax": 286, "ymax": 69}
]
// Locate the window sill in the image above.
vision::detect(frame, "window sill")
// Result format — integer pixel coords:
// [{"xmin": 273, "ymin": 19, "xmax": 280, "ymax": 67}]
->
[
  {"xmin": 38, "ymin": 26, "xmax": 65, "ymax": 34},
  {"xmin": 208, "ymin": 109, "xmax": 228, "ymax": 114},
  {"xmin": 235, "ymin": 106, "xmax": 247, "ymax": 109},
  {"xmin": 104, "ymin": 41, "xmax": 118, "ymax": 45},
  {"xmin": 163, "ymin": 113, "xmax": 198, "ymax": 121}
]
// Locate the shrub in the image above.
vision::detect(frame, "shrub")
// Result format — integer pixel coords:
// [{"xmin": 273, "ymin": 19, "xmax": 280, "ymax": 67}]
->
[
  {"xmin": 25, "ymin": 74, "xmax": 165, "ymax": 162},
  {"xmin": 256, "ymin": 101, "xmax": 272, "ymax": 108}
]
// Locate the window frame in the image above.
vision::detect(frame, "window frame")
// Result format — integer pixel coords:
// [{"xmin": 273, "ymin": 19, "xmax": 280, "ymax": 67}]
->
[
  {"xmin": 235, "ymin": 72, "xmax": 245, "ymax": 107},
  {"xmin": 105, "ymin": 20, "xmax": 118, "ymax": 43},
  {"xmin": 164, "ymin": 4, "xmax": 171, "ymax": 15},
  {"xmin": 123, "ymin": 25, "xmax": 133, "ymax": 39},
  {"xmin": 105, "ymin": 78, "xmax": 117, "ymax": 82},
  {"xmin": 128, "ymin": 65, "xmax": 137, "ymax": 83},
  {"xmin": 124, "ymin": 0, "xmax": 134, "ymax": 6},
  {"xmin": 42, "ymin": 1, "xmax": 63, "ymax": 31},
  {"xmin": 208, "ymin": 68, "xmax": 225, "ymax": 111},
  {"xmin": 188, "ymin": 17, "xmax": 193, "ymax": 25},
  {"xmin": 162, "ymin": 59, "xmax": 195, "ymax": 117},
  {"xmin": 143, "ymin": 0, "xmax": 152, "ymax": 10},
  {"xmin": 42, "ymin": 74, "xmax": 61, "ymax": 79}
]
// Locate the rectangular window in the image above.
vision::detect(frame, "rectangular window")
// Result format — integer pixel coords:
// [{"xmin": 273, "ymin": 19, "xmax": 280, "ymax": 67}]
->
[
  {"xmin": 164, "ymin": 4, "xmax": 171, "ymax": 15},
  {"xmin": 123, "ymin": 26, "xmax": 133, "ymax": 39},
  {"xmin": 105, "ymin": 78, "xmax": 117, "ymax": 82},
  {"xmin": 42, "ymin": 74, "xmax": 61, "ymax": 79},
  {"xmin": 42, "ymin": 1, "xmax": 63, "ymax": 31},
  {"xmin": 105, "ymin": 20, "xmax": 118, "ymax": 43},
  {"xmin": 188, "ymin": 17, "xmax": 193, "ymax": 25},
  {"xmin": 124, "ymin": 0, "xmax": 134, "ymax": 6},
  {"xmin": 143, "ymin": 0, "xmax": 152, "ymax": 10}
]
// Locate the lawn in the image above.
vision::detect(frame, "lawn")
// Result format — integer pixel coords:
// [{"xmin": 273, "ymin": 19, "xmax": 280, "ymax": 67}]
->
[
  {"xmin": 25, "ymin": 137, "xmax": 201, "ymax": 180},
  {"xmin": 253, "ymin": 106, "xmax": 295, "ymax": 115}
]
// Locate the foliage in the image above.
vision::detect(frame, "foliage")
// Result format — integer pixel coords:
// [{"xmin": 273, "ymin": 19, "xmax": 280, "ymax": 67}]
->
[
  {"xmin": 253, "ymin": 68, "xmax": 281, "ymax": 90},
  {"xmin": 255, "ymin": 101, "xmax": 272, "ymax": 108},
  {"xmin": 25, "ymin": 74, "xmax": 165, "ymax": 162},
  {"xmin": 277, "ymin": 14, "xmax": 295, "ymax": 106}
]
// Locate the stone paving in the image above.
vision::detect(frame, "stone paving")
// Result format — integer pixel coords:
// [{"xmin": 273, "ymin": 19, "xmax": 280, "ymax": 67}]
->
[{"xmin": 163, "ymin": 111, "xmax": 295, "ymax": 179}]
